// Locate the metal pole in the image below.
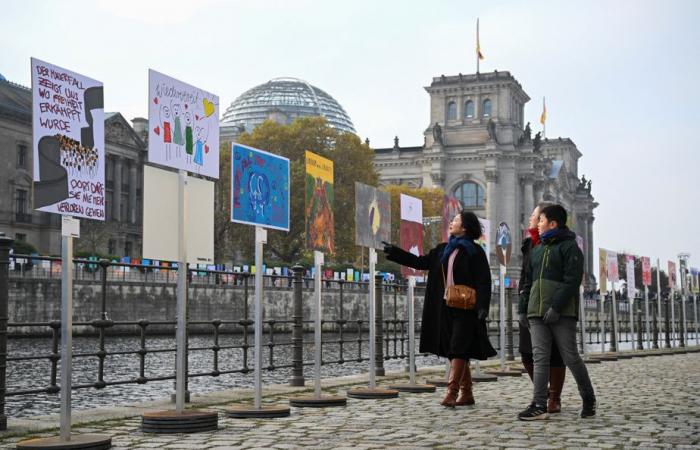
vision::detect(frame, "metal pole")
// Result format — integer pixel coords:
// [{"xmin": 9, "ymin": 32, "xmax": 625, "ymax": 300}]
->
[
  {"xmin": 629, "ymin": 294, "xmax": 635, "ymax": 352},
  {"xmin": 175, "ymin": 170, "xmax": 188, "ymax": 414},
  {"xmin": 60, "ymin": 234, "xmax": 73, "ymax": 440},
  {"xmin": 644, "ymin": 286, "xmax": 650, "ymax": 349},
  {"xmin": 254, "ymin": 227, "xmax": 266, "ymax": 409},
  {"xmin": 499, "ymin": 264, "xmax": 506, "ymax": 369},
  {"xmin": 600, "ymin": 293, "xmax": 606, "ymax": 353},
  {"xmin": 656, "ymin": 258, "xmax": 663, "ymax": 345},
  {"xmin": 407, "ymin": 276, "xmax": 416, "ymax": 384},
  {"xmin": 505, "ymin": 288, "xmax": 514, "ymax": 361},
  {"xmin": 0, "ymin": 236, "xmax": 11, "ymax": 431},
  {"xmin": 314, "ymin": 251, "xmax": 323, "ymax": 398},
  {"xmin": 694, "ymin": 294, "xmax": 699, "ymax": 345},
  {"xmin": 671, "ymin": 292, "xmax": 676, "ymax": 347},
  {"xmin": 579, "ymin": 285, "xmax": 586, "ymax": 356},
  {"xmin": 368, "ymin": 248, "xmax": 376, "ymax": 388},
  {"xmin": 611, "ymin": 284, "xmax": 618, "ymax": 352}
]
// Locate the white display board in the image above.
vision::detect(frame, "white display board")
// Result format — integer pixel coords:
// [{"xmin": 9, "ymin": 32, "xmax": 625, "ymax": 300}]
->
[
  {"xmin": 142, "ymin": 165, "xmax": 214, "ymax": 263},
  {"xmin": 148, "ymin": 69, "xmax": 219, "ymax": 178},
  {"xmin": 31, "ymin": 58, "xmax": 105, "ymax": 219}
]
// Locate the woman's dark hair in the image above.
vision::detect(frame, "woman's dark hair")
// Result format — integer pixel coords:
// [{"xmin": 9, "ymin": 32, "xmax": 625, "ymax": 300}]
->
[
  {"xmin": 540, "ymin": 204, "xmax": 568, "ymax": 228},
  {"xmin": 459, "ymin": 210, "xmax": 483, "ymax": 240}
]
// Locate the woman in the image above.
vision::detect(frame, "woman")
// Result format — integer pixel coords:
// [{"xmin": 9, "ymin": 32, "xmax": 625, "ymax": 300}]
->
[
  {"xmin": 383, "ymin": 210, "xmax": 496, "ymax": 407},
  {"xmin": 518, "ymin": 204, "xmax": 567, "ymax": 414}
]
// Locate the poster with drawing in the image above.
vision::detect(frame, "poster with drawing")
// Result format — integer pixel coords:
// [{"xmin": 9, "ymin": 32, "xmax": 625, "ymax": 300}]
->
[
  {"xmin": 305, "ymin": 151, "xmax": 334, "ymax": 253},
  {"xmin": 400, "ymin": 194, "xmax": 423, "ymax": 276},
  {"xmin": 626, "ymin": 255, "xmax": 636, "ymax": 298},
  {"xmin": 641, "ymin": 256, "xmax": 652, "ymax": 287},
  {"xmin": 477, "ymin": 217, "xmax": 491, "ymax": 264},
  {"xmin": 667, "ymin": 261, "xmax": 677, "ymax": 290},
  {"xmin": 231, "ymin": 143, "xmax": 290, "ymax": 231},
  {"xmin": 442, "ymin": 196, "xmax": 462, "ymax": 242},
  {"xmin": 354, "ymin": 182, "xmax": 390, "ymax": 249},
  {"xmin": 599, "ymin": 248, "xmax": 608, "ymax": 292},
  {"xmin": 31, "ymin": 58, "xmax": 105, "ymax": 220},
  {"xmin": 148, "ymin": 69, "xmax": 219, "ymax": 178},
  {"xmin": 606, "ymin": 250, "xmax": 619, "ymax": 283}
]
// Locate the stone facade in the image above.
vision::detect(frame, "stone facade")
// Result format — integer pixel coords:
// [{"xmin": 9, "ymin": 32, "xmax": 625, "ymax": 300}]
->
[
  {"xmin": 373, "ymin": 71, "xmax": 598, "ymax": 287},
  {"xmin": 0, "ymin": 79, "xmax": 147, "ymax": 257}
]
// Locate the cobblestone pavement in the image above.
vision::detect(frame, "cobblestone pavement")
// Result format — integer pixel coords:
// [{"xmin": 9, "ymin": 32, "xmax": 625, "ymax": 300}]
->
[{"xmin": 2, "ymin": 351, "xmax": 699, "ymax": 449}]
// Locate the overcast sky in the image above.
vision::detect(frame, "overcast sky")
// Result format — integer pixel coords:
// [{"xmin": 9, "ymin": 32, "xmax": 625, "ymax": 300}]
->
[{"xmin": 2, "ymin": 0, "xmax": 699, "ymax": 279}]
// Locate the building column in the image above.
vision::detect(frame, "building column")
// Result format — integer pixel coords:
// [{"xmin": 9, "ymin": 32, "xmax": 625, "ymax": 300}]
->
[
  {"xmin": 129, "ymin": 162, "xmax": 137, "ymax": 224},
  {"xmin": 533, "ymin": 181, "xmax": 544, "ymax": 205},
  {"xmin": 523, "ymin": 176, "xmax": 534, "ymax": 217},
  {"xmin": 587, "ymin": 215, "xmax": 595, "ymax": 281},
  {"xmin": 485, "ymin": 169, "xmax": 498, "ymax": 260},
  {"xmin": 113, "ymin": 156, "xmax": 123, "ymax": 222}
]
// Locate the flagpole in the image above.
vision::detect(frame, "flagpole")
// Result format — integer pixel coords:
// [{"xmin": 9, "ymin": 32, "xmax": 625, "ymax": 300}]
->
[
  {"xmin": 542, "ymin": 97, "xmax": 546, "ymax": 138},
  {"xmin": 476, "ymin": 18, "xmax": 480, "ymax": 74}
]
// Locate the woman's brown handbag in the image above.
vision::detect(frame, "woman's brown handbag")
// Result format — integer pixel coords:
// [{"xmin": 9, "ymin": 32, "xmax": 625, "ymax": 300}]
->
[{"xmin": 442, "ymin": 264, "xmax": 477, "ymax": 310}]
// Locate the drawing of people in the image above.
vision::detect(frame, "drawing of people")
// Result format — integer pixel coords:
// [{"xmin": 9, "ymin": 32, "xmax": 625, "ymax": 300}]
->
[
  {"xmin": 193, "ymin": 123, "xmax": 208, "ymax": 169},
  {"xmin": 184, "ymin": 111, "xmax": 193, "ymax": 163},
  {"xmin": 160, "ymin": 104, "xmax": 172, "ymax": 160},
  {"xmin": 171, "ymin": 102, "xmax": 184, "ymax": 158}
]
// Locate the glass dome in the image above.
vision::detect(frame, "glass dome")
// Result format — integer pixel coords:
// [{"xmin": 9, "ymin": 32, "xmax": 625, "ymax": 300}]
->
[{"xmin": 221, "ymin": 77, "xmax": 356, "ymax": 134}]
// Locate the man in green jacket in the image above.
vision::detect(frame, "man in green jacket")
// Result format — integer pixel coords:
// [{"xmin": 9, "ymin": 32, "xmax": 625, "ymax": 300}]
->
[{"xmin": 517, "ymin": 204, "xmax": 596, "ymax": 420}]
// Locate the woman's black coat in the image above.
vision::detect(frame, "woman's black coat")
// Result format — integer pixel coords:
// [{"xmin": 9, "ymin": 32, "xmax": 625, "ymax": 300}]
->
[{"xmin": 386, "ymin": 242, "xmax": 496, "ymax": 360}]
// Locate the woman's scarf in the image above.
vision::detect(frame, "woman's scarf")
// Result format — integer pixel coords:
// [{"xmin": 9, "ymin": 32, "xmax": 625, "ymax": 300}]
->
[
  {"xmin": 528, "ymin": 228, "xmax": 540, "ymax": 246},
  {"xmin": 441, "ymin": 235, "xmax": 476, "ymax": 264}
]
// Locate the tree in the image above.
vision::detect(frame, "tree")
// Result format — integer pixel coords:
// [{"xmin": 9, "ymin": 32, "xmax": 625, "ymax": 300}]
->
[
  {"xmin": 75, "ymin": 220, "xmax": 114, "ymax": 257},
  {"xmin": 214, "ymin": 117, "xmax": 379, "ymax": 265}
]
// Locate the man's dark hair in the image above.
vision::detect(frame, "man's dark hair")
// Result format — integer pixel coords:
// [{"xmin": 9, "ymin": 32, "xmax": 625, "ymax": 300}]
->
[
  {"xmin": 459, "ymin": 210, "xmax": 483, "ymax": 240},
  {"xmin": 540, "ymin": 204, "xmax": 568, "ymax": 228}
]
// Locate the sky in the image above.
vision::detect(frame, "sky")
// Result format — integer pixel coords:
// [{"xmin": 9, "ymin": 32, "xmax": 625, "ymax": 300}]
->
[{"xmin": 2, "ymin": 0, "xmax": 699, "ymax": 280}]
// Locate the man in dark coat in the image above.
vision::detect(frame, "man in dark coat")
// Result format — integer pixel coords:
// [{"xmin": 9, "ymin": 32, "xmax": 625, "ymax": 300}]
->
[{"xmin": 384, "ymin": 211, "xmax": 496, "ymax": 407}]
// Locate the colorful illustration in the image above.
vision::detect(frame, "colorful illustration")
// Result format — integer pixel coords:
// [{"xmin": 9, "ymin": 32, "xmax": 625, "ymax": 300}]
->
[
  {"xmin": 641, "ymin": 256, "xmax": 652, "ymax": 287},
  {"xmin": 31, "ymin": 58, "xmax": 105, "ymax": 220},
  {"xmin": 354, "ymin": 182, "xmax": 390, "ymax": 249},
  {"xmin": 477, "ymin": 217, "xmax": 491, "ymax": 264},
  {"xmin": 599, "ymin": 248, "xmax": 608, "ymax": 292},
  {"xmin": 668, "ymin": 261, "xmax": 677, "ymax": 290},
  {"xmin": 148, "ymin": 69, "xmax": 219, "ymax": 178},
  {"xmin": 606, "ymin": 250, "xmax": 619, "ymax": 283},
  {"xmin": 442, "ymin": 196, "xmax": 462, "ymax": 242},
  {"xmin": 305, "ymin": 151, "xmax": 334, "ymax": 253},
  {"xmin": 626, "ymin": 255, "xmax": 636, "ymax": 297},
  {"xmin": 400, "ymin": 194, "xmax": 423, "ymax": 276},
  {"xmin": 690, "ymin": 268, "xmax": 699, "ymax": 293},
  {"xmin": 231, "ymin": 143, "xmax": 290, "ymax": 231},
  {"xmin": 495, "ymin": 221, "xmax": 512, "ymax": 266}
]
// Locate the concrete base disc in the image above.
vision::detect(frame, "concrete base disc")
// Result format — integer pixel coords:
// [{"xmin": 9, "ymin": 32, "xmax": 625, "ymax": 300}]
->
[
  {"xmin": 582, "ymin": 357, "xmax": 602, "ymax": 364},
  {"xmin": 289, "ymin": 395, "xmax": 347, "ymax": 408},
  {"xmin": 225, "ymin": 405, "xmax": 290, "ymax": 419},
  {"xmin": 591, "ymin": 355, "xmax": 618, "ymax": 361},
  {"xmin": 485, "ymin": 369, "xmax": 522, "ymax": 377},
  {"xmin": 16, "ymin": 434, "xmax": 112, "ymax": 450},
  {"xmin": 424, "ymin": 378, "xmax": 448, "ymax": 387},
  {"xmin": 142, "ymin": 410, "xmax": 218, "ymax": 434},
  {"xmin": 472, "ymin": 374, "xmax": 498, "ymax": 382},
  {"xmin": 388, "ymin": 383, "xmax": 436, "ymax": 393},
  {"xmin": 346, "ymin": 387, "xmax": 399, "ymax": 399},
  {"xmin": 615, "ymin": 354, "xmax": 634, "ymax": 359}
]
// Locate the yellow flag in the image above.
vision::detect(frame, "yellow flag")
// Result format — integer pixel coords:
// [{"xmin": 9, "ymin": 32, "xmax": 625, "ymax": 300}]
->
[
  {"xmin": 539, "ymin": 97, "xmax": 547, "ymax": 125},
  {"xmin": 477, "ymin": 18, "xmax": 484, "ymax": 60}
]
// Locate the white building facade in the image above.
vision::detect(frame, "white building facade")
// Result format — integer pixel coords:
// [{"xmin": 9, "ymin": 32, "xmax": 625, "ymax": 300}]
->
[{"xmin": 373, "ymin": 71, "xmax": 597, "ymax": 288}]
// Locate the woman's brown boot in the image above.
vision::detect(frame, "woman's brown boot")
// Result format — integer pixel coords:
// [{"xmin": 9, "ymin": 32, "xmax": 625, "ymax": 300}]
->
[
  {"xmin": 547, "ymin": 366, "xmax": 566, "ymax": 413},
  {"xmin": 455, "ymin": 362, "xmax": 475, "ymax": 406},
  {"xmin": 441, "ymin": 358, "xmax": 466, "ymax": 407}
]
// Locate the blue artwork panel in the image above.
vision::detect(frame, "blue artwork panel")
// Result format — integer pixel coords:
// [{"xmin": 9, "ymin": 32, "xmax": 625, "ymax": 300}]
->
[{"xmin": 231, "ymin": 143, "xmax": 290, "ymax": 231}]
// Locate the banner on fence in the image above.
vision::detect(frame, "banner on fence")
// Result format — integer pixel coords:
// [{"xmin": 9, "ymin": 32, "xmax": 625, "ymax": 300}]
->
[
  {"xmin": 626, "ymin": 255, "xmax": 636, "ymax": 298},
  {"xmin": 668, "ymin": 260, "xmax": 677, "ymax": 290}
]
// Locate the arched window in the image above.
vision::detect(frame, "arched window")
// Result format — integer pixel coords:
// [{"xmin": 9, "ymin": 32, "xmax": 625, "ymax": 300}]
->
[
  {"xmin": 482, "ymin": 99, "xmax": 492, "ymax": 117},
  {"xmin": 447, "ymin": 101, "xmax": 457, "ymax": 120},
  {"xmin": 464, "ymin": 100, "xmax": 474, "ymax": 119},
  {"xmin": 454, "ymin": 182, "xmax": 485, "ymax": 208}
]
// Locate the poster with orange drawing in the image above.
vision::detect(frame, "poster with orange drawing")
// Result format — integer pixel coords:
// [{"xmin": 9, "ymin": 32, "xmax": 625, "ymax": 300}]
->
[
  {"xmin": 305, "ymin": 151, "xmax": 334, "ymax": 254},
  {"xmin": 148, "ymin": 69, "xmax": 219, "ymax": 178}
]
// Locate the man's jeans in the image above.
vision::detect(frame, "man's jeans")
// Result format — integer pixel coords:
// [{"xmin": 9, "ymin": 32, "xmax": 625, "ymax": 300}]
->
[{"xmin": 530, "ymin": 317, "xmax": 595, "ymax": 407}]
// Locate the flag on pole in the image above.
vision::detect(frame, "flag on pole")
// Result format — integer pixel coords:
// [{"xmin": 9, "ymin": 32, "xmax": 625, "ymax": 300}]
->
[
  {"xmin": 539, "ymin": 97, "xmax": 547, "ymax": 125},
  {"xmin": 476, "ymin": 18, "xmax": 484, "ymax": 60}
]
